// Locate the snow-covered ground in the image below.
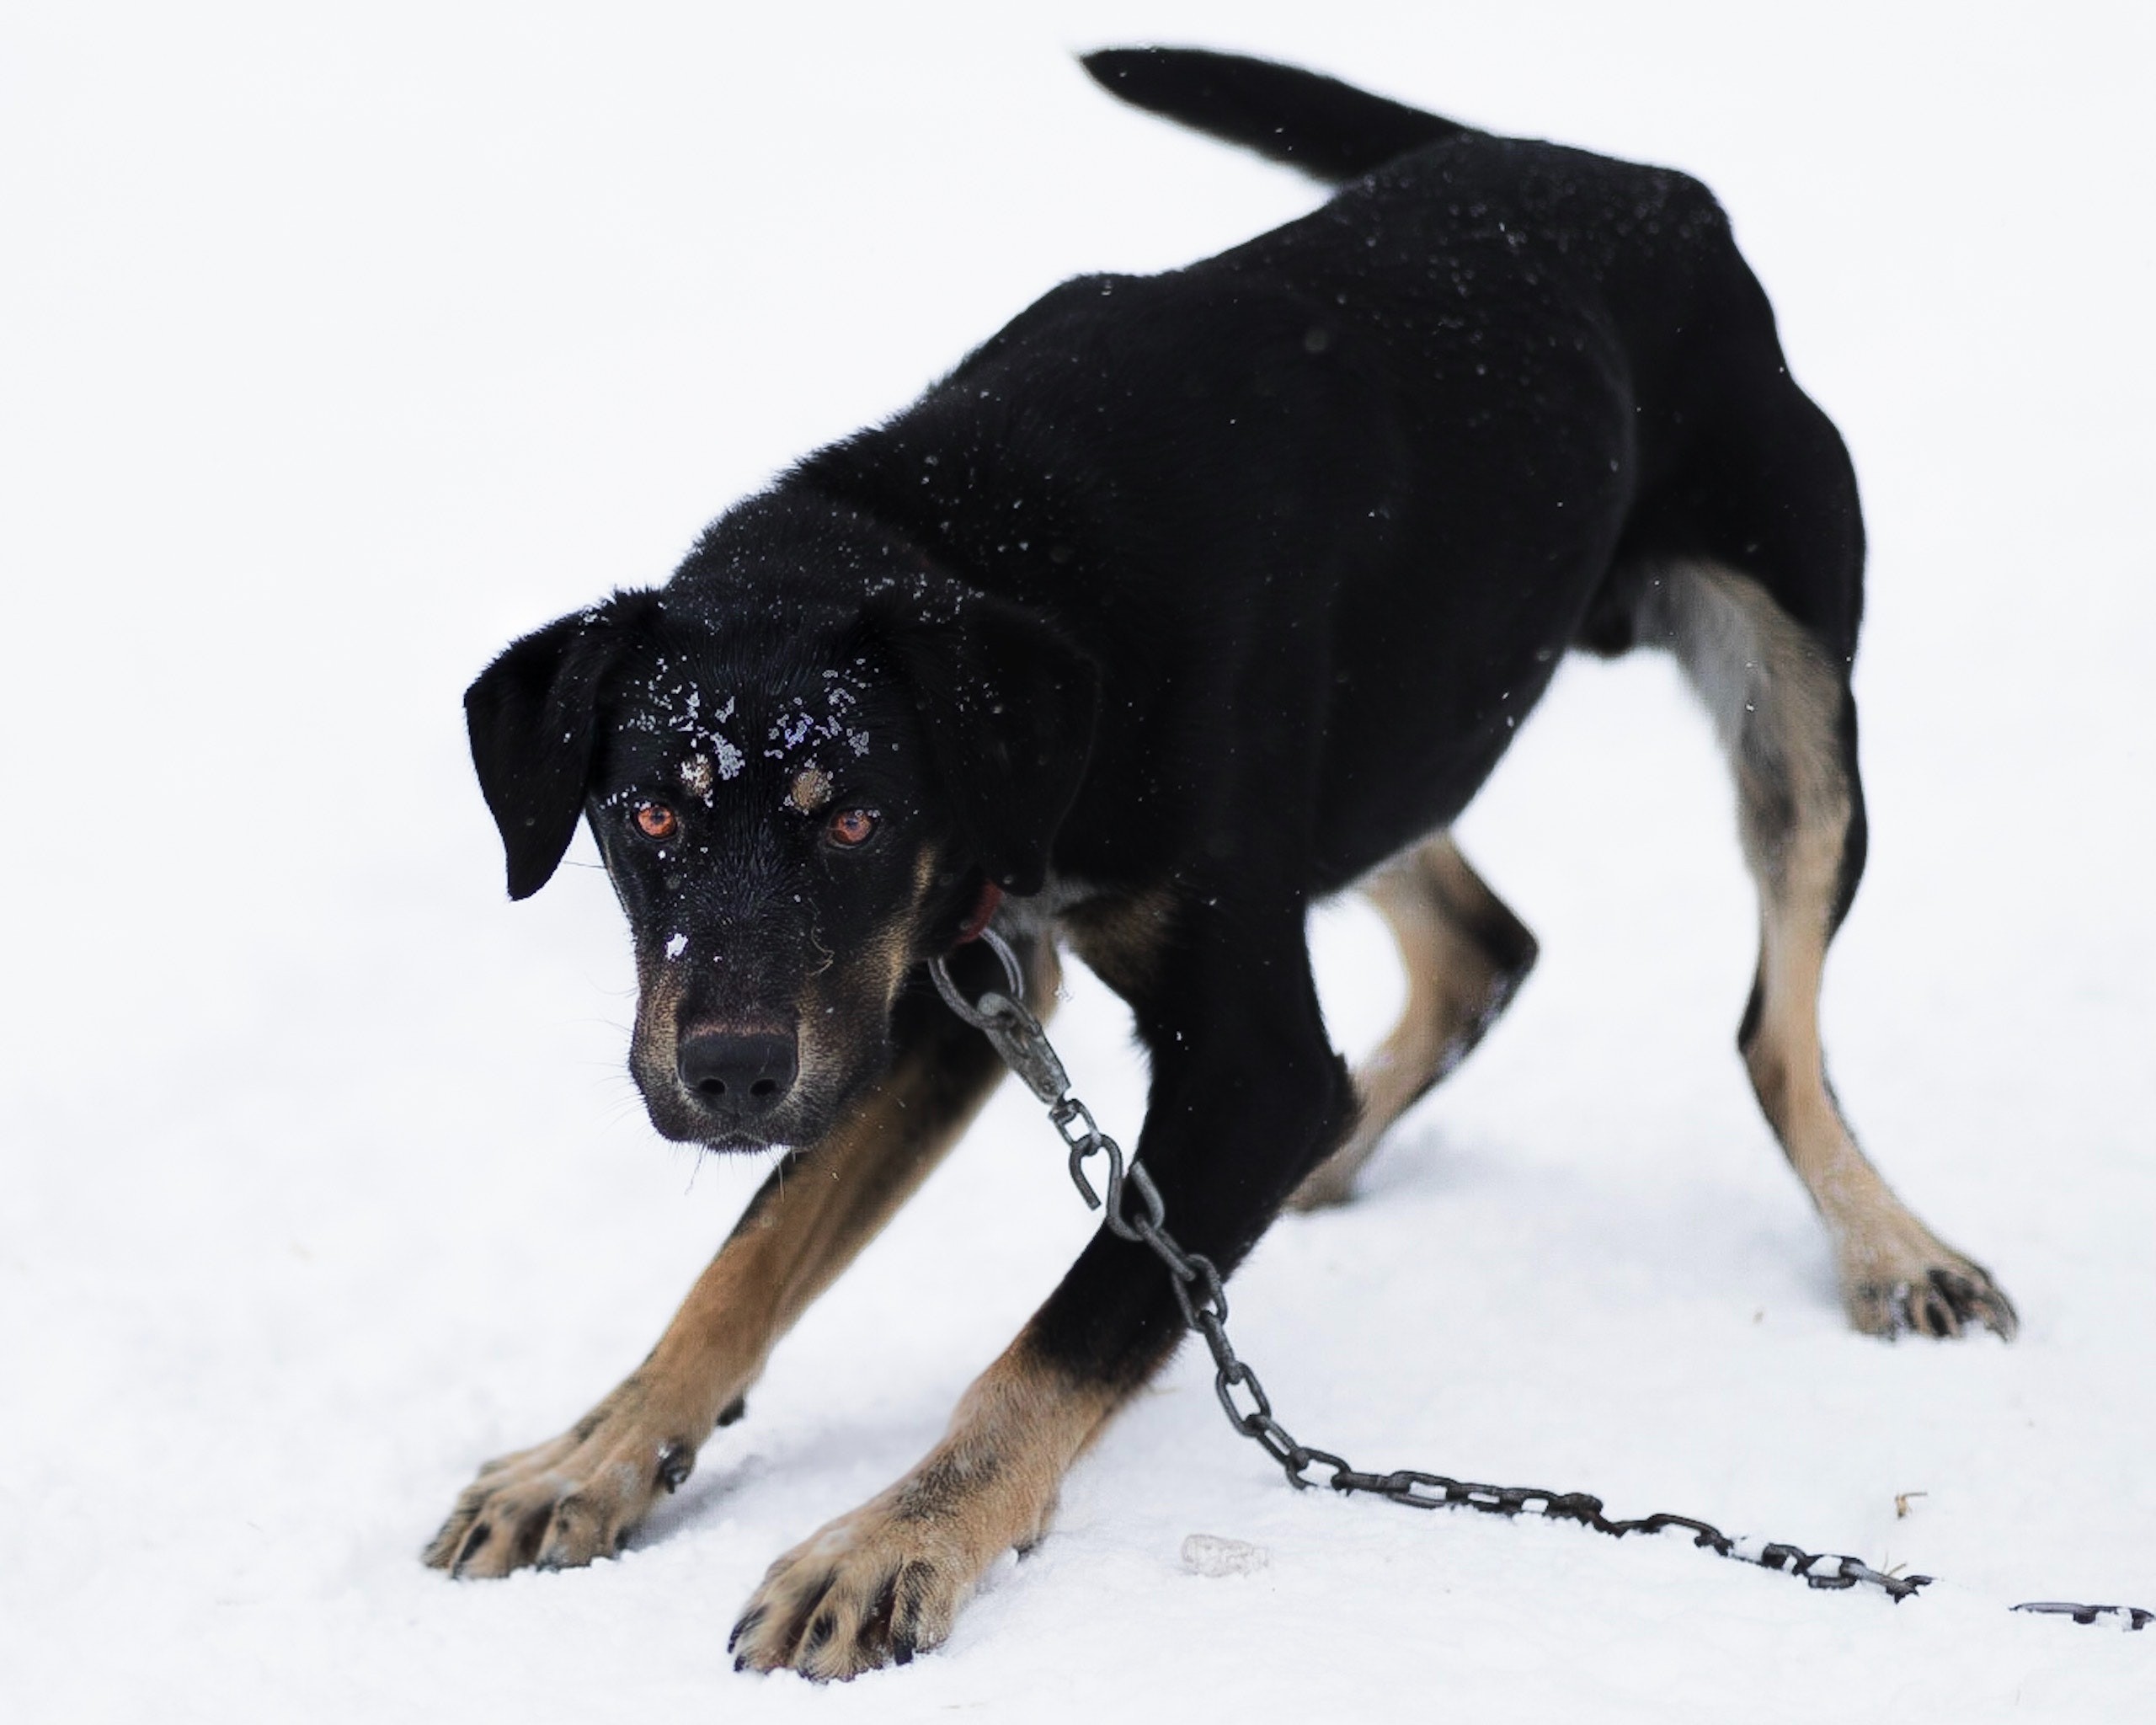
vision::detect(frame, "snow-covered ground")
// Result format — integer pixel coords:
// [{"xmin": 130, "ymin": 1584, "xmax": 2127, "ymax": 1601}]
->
[{"xmin": 4, "ymin": 3, "xmax": 2151, "ymax": 1719}]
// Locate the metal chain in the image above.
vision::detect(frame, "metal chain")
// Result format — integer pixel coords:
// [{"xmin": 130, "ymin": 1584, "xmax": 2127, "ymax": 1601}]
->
[{"xmin": 930, "ymin": 929, "xmax": 2148, "ymax": 1631}]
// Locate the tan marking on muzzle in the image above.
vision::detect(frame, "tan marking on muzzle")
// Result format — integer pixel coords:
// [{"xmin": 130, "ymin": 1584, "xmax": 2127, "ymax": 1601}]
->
[{"xmin": 861, "ymin": 846, "xmax": 942, "ymax": 1013}]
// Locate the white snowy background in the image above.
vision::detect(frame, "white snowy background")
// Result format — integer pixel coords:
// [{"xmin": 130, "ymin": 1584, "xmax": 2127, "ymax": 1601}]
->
[{"xmin": 3, "ymin": 3, "xmax": 2150, "ymax": 1719}]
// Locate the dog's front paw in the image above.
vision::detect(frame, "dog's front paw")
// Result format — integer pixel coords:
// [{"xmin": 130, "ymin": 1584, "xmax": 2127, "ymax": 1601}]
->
[
  {"xmin": 1838, "ymin": 1226, "xmax": 2017, "ymax": 1341},
  {"xmin": 728, "ymin": 1470, "xmax": 1040, "ymax": 1681},
  {"xmin": 422, "ymin": 1380, "xmax": 738, "ymax": 1578},
  {"xmin": 728, "ymin": 1505, "xmax": 975, "ymax": 1681}
]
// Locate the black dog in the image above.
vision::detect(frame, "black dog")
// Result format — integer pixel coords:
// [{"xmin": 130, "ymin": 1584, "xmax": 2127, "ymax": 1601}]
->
[{"xmin": 429, "ymin": 48, "xmax": 2015, "ymax": 1677}]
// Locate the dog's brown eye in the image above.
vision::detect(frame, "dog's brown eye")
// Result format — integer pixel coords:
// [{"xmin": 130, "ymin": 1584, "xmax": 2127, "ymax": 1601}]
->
[
  {"xmin": 826, "ymin": 809, "xmax": 878, "ymax": 848},
  {"xmin": 634, "ymin": 802, "xmax": 678, "ymax": 841}
]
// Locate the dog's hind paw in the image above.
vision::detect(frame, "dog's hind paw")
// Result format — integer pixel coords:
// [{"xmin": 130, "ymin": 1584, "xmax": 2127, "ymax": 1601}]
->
[
  {"xmin": 1838, "ymin": 1232, "xmax": 2017, "ymax": 1341},
  {"xmin": 422, "ymin": 1379, "xmax": 718, "ymax": 1578}
]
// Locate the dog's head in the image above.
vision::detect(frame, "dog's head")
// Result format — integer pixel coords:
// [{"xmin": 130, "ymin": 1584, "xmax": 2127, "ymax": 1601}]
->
[{"xmin": 465, "ymin": 522, "xmax": 1096, "ymax": 1151}]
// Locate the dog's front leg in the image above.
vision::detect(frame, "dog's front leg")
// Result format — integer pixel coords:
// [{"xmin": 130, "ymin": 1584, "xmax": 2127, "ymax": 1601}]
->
[
  {"xmin": 731, "ymin": 898, "xmax": 1355, "ymax": 1678},
  {"xmin": 423, "ymin": 955, "xmax": 1043, "ymax": 1578}
]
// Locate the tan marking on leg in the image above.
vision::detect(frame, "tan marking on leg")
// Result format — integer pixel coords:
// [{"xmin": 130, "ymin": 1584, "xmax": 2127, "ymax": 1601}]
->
[
  {"xmin": 1291, "ymin": 835, "xmax": 1537, "ymax": 1210},
  {"xmin": 1649, "ymin": 562, "xmax": 2014, "ymax": 1338},
  {"xmin": 1061, "ymin": 883, "xmax": 1177, "ymax": 999},
  {"xmin": 424, "ymin": 942, "xmax": 1062, "ymax": 1578},
  {"xmin": 729, "ymin": 1327, "xmax": 1120, "ymax": 1680}
]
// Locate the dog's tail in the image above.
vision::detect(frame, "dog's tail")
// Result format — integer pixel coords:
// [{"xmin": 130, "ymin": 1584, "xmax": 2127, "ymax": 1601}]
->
[{"xmin": 1081, "ymin": 46, "xmax": 1467, "ymax": 185}]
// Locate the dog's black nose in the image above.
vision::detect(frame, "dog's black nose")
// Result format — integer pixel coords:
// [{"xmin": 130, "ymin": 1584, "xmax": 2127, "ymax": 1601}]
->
[{"xmin": 676, "ymin": 1029, "xmax": 798, "ymax": 1119}]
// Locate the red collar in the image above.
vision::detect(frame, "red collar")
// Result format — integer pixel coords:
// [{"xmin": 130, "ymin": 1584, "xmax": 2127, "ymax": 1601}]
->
[{"xmin": 956, "ymin": 879, "xmax": 1004, "ymax": 944}]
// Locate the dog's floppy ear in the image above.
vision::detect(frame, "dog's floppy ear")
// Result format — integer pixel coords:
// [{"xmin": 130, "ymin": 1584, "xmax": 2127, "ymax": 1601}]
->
[
  {"xmin": 464, "ymin": 592, "xmax": 657, "ymax": 900},
  {"xmin": 875, "ymin": 591, "xmax": 1099, "ymax": 896}
]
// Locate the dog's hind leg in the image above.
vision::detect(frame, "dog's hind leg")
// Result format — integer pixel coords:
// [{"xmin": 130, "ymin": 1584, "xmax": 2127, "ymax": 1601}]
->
[
  {"xmin": 1646, "ymin": 561, "xmax": 2015, "ymax": 1338},
  {"xmin": 1289, "ymin": 835, "xmax": 1537, "ymax": 1210},
  {"xmin": 424, "ymin": 937, "xmax": 1059, "ymax": 1578}
]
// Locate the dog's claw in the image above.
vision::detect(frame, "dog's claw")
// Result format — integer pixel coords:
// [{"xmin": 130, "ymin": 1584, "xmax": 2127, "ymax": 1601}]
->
[
  {"xmin": 656, "ymin": 1441, "xmax": 695, "ymax": 1494},
  {"xmin": 1923, "ymin": 1263, "xmax": 2017, "ymax": 1340},
  {"xmin": 1844, "ymin": 1245, "xmax": 2016, "ymax": 1342},
  {"xmin": 451, "ymin": 1521, "xmax": 491, "ymax": 1576}
]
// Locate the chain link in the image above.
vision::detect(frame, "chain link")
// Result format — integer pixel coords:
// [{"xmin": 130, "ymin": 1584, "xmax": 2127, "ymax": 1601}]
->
[{"xmin": 928, "ymin": 930, "xmax": 2147, "ymax": 1631}]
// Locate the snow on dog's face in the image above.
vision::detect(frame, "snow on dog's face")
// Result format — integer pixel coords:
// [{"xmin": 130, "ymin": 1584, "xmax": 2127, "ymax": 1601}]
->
[{"xmin": 463, "ymin": 556, "xmax": 1096, "ymax": 1154}]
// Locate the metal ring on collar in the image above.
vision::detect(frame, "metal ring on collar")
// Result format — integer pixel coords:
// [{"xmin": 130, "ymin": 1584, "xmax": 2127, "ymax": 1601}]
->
[{"xmin": 928, "ymin": 925, "xmax": 1027, "ymax": 1027}]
